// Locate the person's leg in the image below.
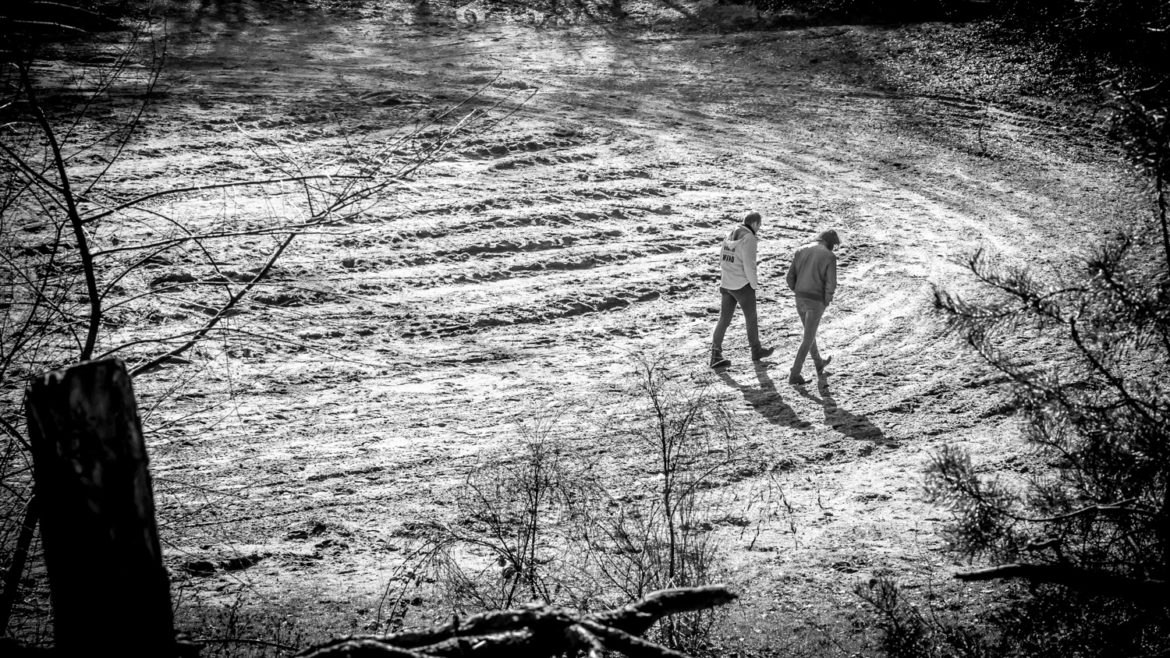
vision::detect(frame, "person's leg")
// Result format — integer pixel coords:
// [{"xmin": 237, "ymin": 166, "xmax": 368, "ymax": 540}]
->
[
  {"xmin": 711, "ymin": 288, "xmax": 738, "ymax": 364},
  {"xmin": 730, "ymin": 286, "xmax": 773, "ymax": 360},
  {"xmin": 791, "ymin": 298, "xmax": 824, "ymax": 381},
  {"xmin": 733, "ymin": 286, "xmax": 759, "ymax": 348},
  {"xmin": 796, "ymin": 303, "xmax": 823, "ymax": 366}
]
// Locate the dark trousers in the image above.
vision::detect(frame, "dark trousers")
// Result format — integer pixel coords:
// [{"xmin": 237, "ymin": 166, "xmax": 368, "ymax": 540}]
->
[{"xmin": 711, "ymin": 285, "xmax": 760, "ymax": 352}]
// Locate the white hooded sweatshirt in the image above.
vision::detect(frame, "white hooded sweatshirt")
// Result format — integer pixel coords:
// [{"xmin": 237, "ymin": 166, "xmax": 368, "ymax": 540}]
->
[{"xmin": 719, "ymin": 225, "xmax": 759, "ymax": 290}]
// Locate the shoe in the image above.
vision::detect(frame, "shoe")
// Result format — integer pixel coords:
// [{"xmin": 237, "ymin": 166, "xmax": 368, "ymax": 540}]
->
[
  {"xmin": 751, "ymin": 345, "xmax": 775, "ymax": 361},
  {"xmin": 710, "ymin": 350, "xmax": 730, "ymax": 369},
  {"xmin": 788, "ymin": 370, "xmax": 807, "ymax": 386},
  {"xmin": 815, "ymin": 356, "xmax": 832, "ymax": 375}
]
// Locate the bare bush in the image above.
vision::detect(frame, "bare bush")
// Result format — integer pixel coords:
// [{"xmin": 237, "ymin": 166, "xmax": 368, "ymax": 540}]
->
[
  {"xmin": 412, "ymin": 358, "xmax": 740, "ymax": 653},
  {"xmin": 431, "ymin": 417, "xmax": 599, "ymax": 613},
  {"xmin": 582, "ymin": 356, "xmax": 737, "ymax": 652},
  {"xmin": 590, "ymin": 361, "xmax": 726, "ymax": 587}
]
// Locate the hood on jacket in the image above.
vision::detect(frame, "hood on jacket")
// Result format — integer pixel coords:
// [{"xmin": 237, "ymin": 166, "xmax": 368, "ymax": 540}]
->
[{"xmin": 727, "ymin": 225, "xmax": 755, "ymax": 243}]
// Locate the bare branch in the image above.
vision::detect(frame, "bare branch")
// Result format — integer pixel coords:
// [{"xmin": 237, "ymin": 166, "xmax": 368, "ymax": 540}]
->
[
  {"xmin": 128, "ymin": 231, "xmax": 296, "ymax": 377},
  {"xmin": 81, "ymin": 174, "xmax": 377, "ymax": 225},
  {"xmin": 0, "ymin": 416, "xmax": 30, "ymax": 452},
  {"xmin": 94, "ymin": 327, "xmax": 207, "ymax": 361},
  {"xmin": 0, "ymin": 495, "xmax": 39, "ymax": 635},
  {"xmin": 90, "ymin": 220, "xmax": 350, "ymax": 258},
  {"xmin": 0, "ymin": 141, "xmax": 72, "ymax": 216},
  {"xmin": 18, "ymin": 63, "xmax": 101, "ymax": 360},
  {"xmin": 3, "ymin": 19, "xmax": 90, "ymax": 35},
  {"xmin": 77, "ymin": 35, "xmax": 167, "ymax": 198}
]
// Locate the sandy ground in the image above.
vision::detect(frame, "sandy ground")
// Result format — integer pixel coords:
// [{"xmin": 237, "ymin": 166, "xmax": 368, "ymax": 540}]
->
[{"xmin": 10, "ymin": 0, "xmax": 1141, "ymax": 652}]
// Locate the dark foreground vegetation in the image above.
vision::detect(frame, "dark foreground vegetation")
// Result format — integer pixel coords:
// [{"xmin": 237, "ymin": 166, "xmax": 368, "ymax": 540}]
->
[{"xmin": 795, "ymin": 1, "xmax": 1170, "ymax": 657}]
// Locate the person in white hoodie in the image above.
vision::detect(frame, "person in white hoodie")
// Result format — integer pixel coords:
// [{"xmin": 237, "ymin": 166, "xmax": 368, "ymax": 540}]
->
[{"xmin": 710, "ymin": 212, "xmax": 775, "ymax": 368}]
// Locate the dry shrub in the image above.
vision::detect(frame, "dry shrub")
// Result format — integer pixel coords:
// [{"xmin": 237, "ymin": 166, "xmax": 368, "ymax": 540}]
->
[{"xmin": 414, "ymin": 357, "xmax": 742, "ymax": 654}]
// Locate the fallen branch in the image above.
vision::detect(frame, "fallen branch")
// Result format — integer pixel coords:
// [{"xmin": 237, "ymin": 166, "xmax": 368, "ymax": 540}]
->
[
  {"xmin": 297, "ymin": 586, "xmax": 737, "ymax": 658},
  {"xmin": 190, "ymin": 636, "xmax": 299, "ymax": 653},
  {"xmin": 955, "ymin": 563, "xmax": 1169, "ymax": 605}
]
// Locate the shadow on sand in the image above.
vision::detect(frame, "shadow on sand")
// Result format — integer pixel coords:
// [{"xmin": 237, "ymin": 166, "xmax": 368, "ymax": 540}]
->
[
  {"xmin": 717, "ymin": 362, "xmax": 894, "ymax": 446},
  {"xmin": 716, "ymin": 363, "xmax": 811, "ymax": 430},
  {"xmin": 794, "ymin": 375, "xmax": 895, "ymax": 447}
]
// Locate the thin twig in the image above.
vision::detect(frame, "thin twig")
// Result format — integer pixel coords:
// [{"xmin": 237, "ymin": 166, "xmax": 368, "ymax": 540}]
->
[
  {"xmin": 0, "ymin": 495, "xmax": 39, "ymax": 635},
  {"xmin": 19, "ymin": 62, "xmax": 101, "ymax": 361},
  {"xmin": 82, "ymin": 174, "xmax": 376, "ymax": 225},
  {"xmin": 128, "ymin": 231, "xmax": 296, "ymax": 377}
]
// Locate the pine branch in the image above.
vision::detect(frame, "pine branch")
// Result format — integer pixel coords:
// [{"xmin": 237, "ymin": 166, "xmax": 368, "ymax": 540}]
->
[
  {"xmin": 1017, "ymin": 499, "xmax": 1159, "ymax": 523},
  {"xmin": 1067, "ymin": 316, "xmax": 1160, "ymax": 424},
  {"xmin": 955, "ymin": 563, "xmax": 1168, "ymax": 604}
]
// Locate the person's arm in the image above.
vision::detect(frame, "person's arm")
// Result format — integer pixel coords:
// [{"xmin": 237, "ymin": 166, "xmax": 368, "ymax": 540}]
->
[
  {"xmin": 823, "ymin": 252, "xmax": 837, "ymax": 306},
  {"xmin": 742, "ymin": 235, "xmax": 760, "ymax": 289},
  {"xmin": 785, "ymin": 251, "xmax": 797, "ymax": 292}
]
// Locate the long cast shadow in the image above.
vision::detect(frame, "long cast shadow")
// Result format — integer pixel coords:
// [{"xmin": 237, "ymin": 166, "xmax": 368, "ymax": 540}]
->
[
  {"xmin": 717, "ymin": 363, "xmax": 811, "ymax": 430},
  {"xmin": 795, "ymin": 376, "xmax": 895, "ymax": 446}
]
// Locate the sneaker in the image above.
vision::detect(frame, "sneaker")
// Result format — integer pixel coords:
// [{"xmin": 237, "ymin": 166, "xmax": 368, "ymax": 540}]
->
[
  {"xmin": 815, "ymin": 356, "xmax": 832, "ymax": 375},
  {"xmin": 751, "ymin": 345, "xmax": 775, "ymax": 361},
  {"xmin": 788, "ymin": 371, "xmax": 808, "ymax": 386},
  {"xmin": 710, "ymin": 350, "xmax": 730, "ymax": 369}
]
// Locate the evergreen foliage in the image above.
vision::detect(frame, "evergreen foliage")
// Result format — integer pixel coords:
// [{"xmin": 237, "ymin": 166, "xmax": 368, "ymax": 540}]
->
[
  {"xmin": 863, "ymin": 91, "xmax": 1170, "ymax": 657},
  {"xmin": 862, "ymin": 3, "xmax": 1170, "ymax": 653}
]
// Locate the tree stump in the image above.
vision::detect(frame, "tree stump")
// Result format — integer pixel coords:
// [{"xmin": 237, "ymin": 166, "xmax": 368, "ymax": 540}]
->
[{"xmin": 25, "ymin": 358, "xmax": 176, "ymax": 656}]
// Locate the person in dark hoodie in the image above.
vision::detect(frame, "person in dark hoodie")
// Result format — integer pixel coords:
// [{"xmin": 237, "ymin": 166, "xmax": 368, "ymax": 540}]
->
[
  {"xmin": 785, "ymin": 229, "xmax": 840, "ymax": 385},
  {"xmin": 709, "ymin": 212, "xmax": 775, "ymax": 368}
]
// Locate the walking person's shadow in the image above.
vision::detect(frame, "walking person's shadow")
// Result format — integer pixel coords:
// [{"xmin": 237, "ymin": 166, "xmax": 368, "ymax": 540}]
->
[
  {"xmin": 716, "ymin": 363, "xmax": 811, "ymax": 430},
  {"xmin": 794, "ymin": 376, "xmax": 895, "ymax": 447}
]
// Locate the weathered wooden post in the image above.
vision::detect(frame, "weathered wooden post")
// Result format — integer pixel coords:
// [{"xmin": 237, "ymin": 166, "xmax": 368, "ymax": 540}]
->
[{"xmin": 25, "ymin": 358, "xmax": 176, "ymax": 656}]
